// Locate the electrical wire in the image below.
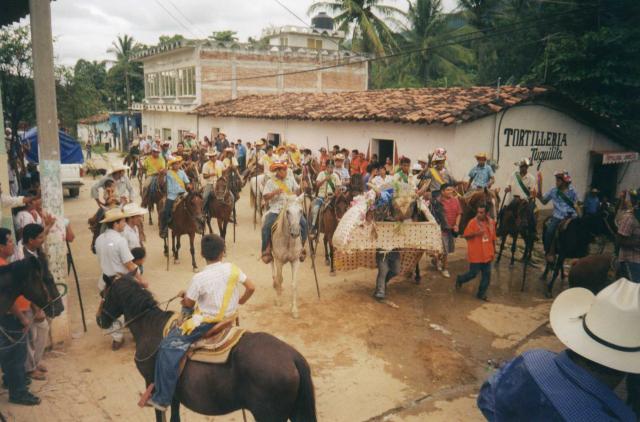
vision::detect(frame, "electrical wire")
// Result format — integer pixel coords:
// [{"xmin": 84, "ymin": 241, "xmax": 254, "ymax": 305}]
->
[
  {"xmin": 153, "ymin": 0, "xmax": 200, "ymax": 39},
  {"xmin": 164, "ymin": 0, "xmax": 209, "ymax": 39}
]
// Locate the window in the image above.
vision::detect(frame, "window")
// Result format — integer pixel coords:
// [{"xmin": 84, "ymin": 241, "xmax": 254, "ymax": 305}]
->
[
  {"xmin": 307, "ymin": 38, "xmax": 323, "ymax": 49},
  {"xmin": 146, "ymin": 73, "xmax": 159, "ymax": 97},
  {"xmin": 159, "ymin": 70, "xmax": 176, "ymax": 97},
  {"xmin": 162, "ymin": 128, "xmax": 172, "ymax": 142},
  {"xmin": 279, "ymin": 37, "xmax": 288, "ymax": 47},
  {"xmin": 177, "ymin": 67, "xmax": 196, "ymax": 97},
  {"xmin": 267, "ymin": 133, "xmax": 281, "ymax": 147}
]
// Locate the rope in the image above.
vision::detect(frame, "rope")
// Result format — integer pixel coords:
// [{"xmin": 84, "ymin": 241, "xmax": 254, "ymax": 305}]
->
[{"xmin": 103, "ymin": 294, "xmax": 181, "ymax": 337}]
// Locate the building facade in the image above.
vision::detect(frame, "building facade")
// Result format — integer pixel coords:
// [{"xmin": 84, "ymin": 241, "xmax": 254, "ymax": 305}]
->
[{"xmin": 194, "ymin": 86, "xmax": 639, "ymax": 202}]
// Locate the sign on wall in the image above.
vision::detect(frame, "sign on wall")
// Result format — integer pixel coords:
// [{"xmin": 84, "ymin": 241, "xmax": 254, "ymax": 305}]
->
[{"xmin": 503, "ymin": 127, "xmax": 567, "ymax": 165}]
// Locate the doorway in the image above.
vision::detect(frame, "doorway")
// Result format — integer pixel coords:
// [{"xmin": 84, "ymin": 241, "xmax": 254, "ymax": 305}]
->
[
  {"xmin": 591, "ymin": 156, "xmax": 618, "ymax": 202},
  {"xmin": 268, "ymin": 133, "xmax": 281, "ymax": 147},
  {"xmin": 371, "ymin": 139, "xmax": 395, "ymax": 166}
]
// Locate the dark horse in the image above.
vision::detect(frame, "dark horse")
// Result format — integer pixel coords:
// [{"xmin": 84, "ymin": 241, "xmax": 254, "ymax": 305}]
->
[
  {"xmin": 317, "ymin": 191, "xmax": 351, "ymax": 275},
  {"xmin": 205, "ymin": 176, "xmax": 234, "ymax": 239},
  {"xmin": 496, "ymin": 198, "xmax": 537, "ymax": 290},
  {"xmin": 0, "ymin": 256, "xmax": 62, "ymax": 318},
  {"xmin": 96, "ymin": 276, "xmax": 317, "ymax": 422},
  {"xmin": 540, "ymin": 216, "xmax": 592, "ymax": 298},
  {"xmin": 162, "ymin": 191, "xmax": 205, "ymax": 271}
]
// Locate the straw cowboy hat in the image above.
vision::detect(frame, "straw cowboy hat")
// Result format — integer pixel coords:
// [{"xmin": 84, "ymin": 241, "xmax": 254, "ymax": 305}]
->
[
  {"xmin": 255, "ymin": 139, "xmax": 266, "ymax": 147},
  {"xmin": 205, "ymin": 150, "xmax": 217, "ymax": 157},
  {"xmin": 122, "ymin": 203, "xmax": 148, "ymax": 218},
  {"xmin": 515, "ymin": 158, "xmax": 532, "ymax": 167},
  {"xmin": 99, "ymin": 208, "xmax": 126, "ymax": 224},
  {"xmin": 270, "ymin": 162, "xmax": 288, "ymax": 172},
  {"xmin": 550, "ymin": 278, "xmax": 640, "ymax": 374},
  {"xmin": 334, "ymin": 153, "xmax": 345, "ymax": 161},
  {"xmin": 474, "ymin": 152, "xmax": 488, "ymax": 160},
  {"xmin": 224, "ymin": 147, "xmax": 235, "ymax": 153},
  {"xmin": 131, "ymin": 139, "xmax": 140, "ymax": 147},
  {"xmin": 275, "ymin": 145, "xmax": 286, "ymax": 153},
  {"xmin": 168, "ymin": 156, "xmax": 183, "ymax": 166},
  {"xmin": 162, "ymin": 140, "xmax": 171, "ymax": 146},
  {"xmin": 287, "ymin": 144, "xmax": 298, "ymax": 150},
  {"xmin": 411, "ymin": 163, "xmax": 422, "ymax": 172},
  {"xmin": 107, "ymin": 164, "xmax": 128, "ymax": 175}
]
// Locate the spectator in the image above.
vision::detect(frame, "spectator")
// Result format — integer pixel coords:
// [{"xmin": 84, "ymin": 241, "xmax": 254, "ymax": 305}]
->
[
  {"xmin": 86, "ymin": 139, "xmax": 92, "ymax": 159},
  {"xmin": 617, "ymin": 188, "xmax": 640, "ymax": 282},
  {"xmin": 236, "ymin": 139, "xmax": 247, "ymax": 171},
  {"xmin": 455, "ymin": 204, "xmax": 496, "ymax": 301},
  {"xmin": 131, "ymin": 246, "xmax": 146, "ymax": 275},
  {"xmin": 15, "ymin": 191, "xmax": 43, "ymax": 239},
  {"xmin": 438, "ymin": 183, "xmax": 462, "ymax": 278}
]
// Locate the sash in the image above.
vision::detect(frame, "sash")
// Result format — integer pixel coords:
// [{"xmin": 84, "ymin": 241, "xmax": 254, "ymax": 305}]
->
[
  {"xmin": 146, "ymin": 157, "xmax": 165, "ymax": 174},
  {"xmin": 515, "ymin": 172, "xmax": 530, "ymax": 197},
  {"xmin": 325, "ymin": 173, "xmax": 335, "ymax": 193},
  {"xmin": 397, "ymin": 171, "xmax": 408, "ymax": 184},
  {"xmin": 556, "ymin": 189, "xmax": 576, "ymax": 210},
  {"xmin": 180, "ymin": 264, "xmax": 241, "ymax": 335},
  {"xmin": 168, "ymin": 170, "xmax": 186, "ymax": 190},
  {"xmin": 429, "ymin": 168, "xmax": 445, "ymax": 185},
  {"xmin": 273, "ymin": 178, "xmax": 292, "ymax": 195}
]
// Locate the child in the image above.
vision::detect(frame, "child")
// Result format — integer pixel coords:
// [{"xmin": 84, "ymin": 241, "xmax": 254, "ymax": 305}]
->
[
  {"xmin": 102, "ymin": 179, "xmax": 119, "ymax": 209},
  {"xmin": 131, "ymin": 247, "xmax": 146, "ymax": 275}
]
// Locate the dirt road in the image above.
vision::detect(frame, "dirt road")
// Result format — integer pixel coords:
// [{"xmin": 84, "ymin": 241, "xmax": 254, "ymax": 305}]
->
[{"xmin": 2, "ymin": 160, "xmax": 564, "ymax": 421}]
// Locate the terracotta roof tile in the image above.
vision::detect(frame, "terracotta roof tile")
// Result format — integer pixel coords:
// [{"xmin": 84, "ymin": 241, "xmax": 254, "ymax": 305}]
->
[{"xmin": 194, "ymin": 86, "xmax": 549, "ymax": 125}]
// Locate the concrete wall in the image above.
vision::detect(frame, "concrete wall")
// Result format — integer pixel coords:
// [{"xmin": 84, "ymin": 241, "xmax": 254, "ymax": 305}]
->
[
  {"xmin": 141, "ymin": 110, "xmax": 198, "ymax": 148},
  {"xmin": 197, "ymin": 104, "xmax": 639, "ymax": 201}
]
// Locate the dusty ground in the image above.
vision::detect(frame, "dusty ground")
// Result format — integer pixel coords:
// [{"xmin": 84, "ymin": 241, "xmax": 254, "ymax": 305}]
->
[{"xmin": 2, "ymin": 154, "xmax": 566, "ymax": 421}]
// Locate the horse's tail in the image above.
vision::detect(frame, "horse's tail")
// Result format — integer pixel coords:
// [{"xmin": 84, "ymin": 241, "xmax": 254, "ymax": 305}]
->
[{"xmin": 290, "ymin": 353, "xmax": 317, "ymax": 422}]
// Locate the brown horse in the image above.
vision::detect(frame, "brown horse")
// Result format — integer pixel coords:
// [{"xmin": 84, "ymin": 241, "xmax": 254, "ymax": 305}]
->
[
  {"xmin": 96, "ymin": 276, "xmax": 317, "ymax": 422},
  {"xmin": 162, "ymin": 191, "xmax": 205, "ymax": 271},
  {"xmin": 318, "ymin": 191, "xmax": 351, "ymax": 275},
  {"xmin": 0, "ymin": 256, "xmax": 60, "ymax": 318},
  {"xmin": 142, "ymin": 172, "xmax": 167, "ymax": 226},
  {"xmin": 205, "ymin": 176, "xmax": 233, "ymax": 239}
]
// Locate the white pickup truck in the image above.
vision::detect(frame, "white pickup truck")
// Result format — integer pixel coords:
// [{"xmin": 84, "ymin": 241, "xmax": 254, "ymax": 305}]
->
[{"xmin": 61, "ymin": 163, "xmax": 83, "ymax": 198}]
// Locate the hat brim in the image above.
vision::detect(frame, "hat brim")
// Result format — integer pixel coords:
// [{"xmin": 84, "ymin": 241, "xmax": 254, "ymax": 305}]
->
[
  {"xmin": 108, "ymin": 167, "xmax": 127, "ymax": 175},
  {"xmin": 99, "ymin": 214, "xmax": 126, "ymax": 223},
  {"xmin": 124, "ymin": 208, "xmax": 148, "ymax": 218},
  {"xmin": 550, "ymin": 287, "xmax": 640, "ymax": 374}
]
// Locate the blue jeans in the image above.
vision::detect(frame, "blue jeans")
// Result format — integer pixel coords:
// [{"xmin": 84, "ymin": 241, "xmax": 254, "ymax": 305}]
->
[
  {"xmin": 161, "ymin": 198, "xmax": 175, "ymax": 235},
  {"xmin": 457, "ymin": 262, "xmax": 492, "ymax": 298},
  {"xmin": 151, "ymin": 323, "xmax": 214, "ymax": 406},
  {"xmin": 0, "ymin": 315, "xmax": 29, "ymax": 398},
  {"xmin": 543, "ymin": 216, "xmax": 563, "ymax": 253},
  {"xmin": 261, "ymin": 212, "xmax": 308, "ymax": 253},
  {"xmin": 618, "ymin": 261, "xmax": 640, "ymax": 283},
  {"xmin": 311, "ymin": 197, "xmax": 325, "ymax": 228},
  {"xmin": 374, "ymin": 250, "xmax": 401, "ymax": 299}
]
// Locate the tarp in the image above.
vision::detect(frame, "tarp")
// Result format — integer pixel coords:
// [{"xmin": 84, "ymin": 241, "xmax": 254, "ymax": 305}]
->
[{"xmin": 21, "ymin": 127, "xmax": 84, "ymax": 164}]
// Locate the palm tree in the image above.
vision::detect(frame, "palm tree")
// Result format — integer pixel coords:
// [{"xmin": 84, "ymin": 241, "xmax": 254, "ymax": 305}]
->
[
  {"xmin": 107, "ymin": 34, "xmax": 138, "ymax": 109},
  {"xmin": 403, "ymin": 0, "xmax": 473, "ymax": 85},
  {"xmin": 308, "ymin": 0, "xmax": 406, "ymax": 56}
]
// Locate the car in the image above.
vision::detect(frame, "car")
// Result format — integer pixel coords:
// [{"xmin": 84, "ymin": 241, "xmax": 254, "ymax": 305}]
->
[{"xmin": 61, "ymin": 163, "xmax": 83, "ymax": 198}]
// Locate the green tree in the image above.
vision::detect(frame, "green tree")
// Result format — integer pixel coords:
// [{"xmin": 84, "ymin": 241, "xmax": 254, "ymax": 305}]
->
[
  {"xmin": 107, "ymin": 34, "xmax": 141, "ymax": 110},
  {"xmin": 158, "ymin": 34, "xmax": 185, "ymax": 45},
  {"xmin": 210, "ymin": 31, "xmax": 238, "ymax": 43},
  {"xmin": 308, "ymin": 0, "xmax": 406, "ymax": 55}
]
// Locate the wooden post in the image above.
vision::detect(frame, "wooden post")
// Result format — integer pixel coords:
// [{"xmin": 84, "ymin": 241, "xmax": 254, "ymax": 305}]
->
[
  {"xmin": 29, "ymin": 0, "xmax": 71, "ymax": 343},
  {"xmin": 0, "ymin": 85, "xmax": 14, "ymax": 231}
]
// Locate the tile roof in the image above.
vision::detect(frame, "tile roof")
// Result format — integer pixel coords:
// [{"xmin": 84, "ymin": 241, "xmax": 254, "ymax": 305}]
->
[
  {"xmin": 194, "ymin": 86, "xmax": 550, "ymax": 125},
  {"xmin": 77, "ymin": 112, "xmax": 110, "ymax": 125}
]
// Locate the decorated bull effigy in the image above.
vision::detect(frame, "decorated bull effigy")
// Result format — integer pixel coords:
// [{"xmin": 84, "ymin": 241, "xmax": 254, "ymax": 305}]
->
[{"xmin": 333, "ymin": 188, "xmax": 443, "ymax": 274}]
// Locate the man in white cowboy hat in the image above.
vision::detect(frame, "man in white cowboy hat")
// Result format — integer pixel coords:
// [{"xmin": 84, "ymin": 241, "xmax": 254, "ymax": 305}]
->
[
  {"xmin": 505, "ymin": 158, "xmax": 536, "ymax": 204},
  {"xmin": 161, "ymin": 140, "xmax": 173, "ymax": 161},
  {"xmin": 424, "ymin": 149, "xmax": 457, "ymax": 193},
  {"xmin": 333, "ymin": 153, "xmax": 350, "ymax": 184},
  {"xmin": 91, "ymin": 163, "xmax": 135, "ymax": 207},
  {"xmin": 122, "ymin": 203, "xmax": 147, "ymax": 249},
  {"xmin": 310, "ymin": 159, "xmax": 341, "ymax": 237},
  {"xmin": 477, "ymin": 277, "xmax": 639, "ymax": 421},
  {"xmin": 468, "ymin": 152, "xmax": 495, "ymax": 190},
  {"xmin": 160, "ymin": 157, "xmax": 191, "ymax": 238},
  {"xmin": 95, "ymin": 208, "xmax": 146, "ymax": 350},
  {"xmin": 201, "ymin": 151, "xmax": 223, "ymax": 214},
  {"xmin": 537, "ymin": 170, "xmax": 579, "ymax": 261}
]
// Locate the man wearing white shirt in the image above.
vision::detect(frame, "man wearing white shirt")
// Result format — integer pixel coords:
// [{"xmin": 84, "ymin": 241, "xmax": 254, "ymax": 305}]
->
[
  {"xmin": 310, "ymin": 160, "xmax": 341, "ymax": 236},
  {"xmin": 370, "ymin": 165, "xmax": 393, "ymax": 191},
  {"xmin": 505, "ymin": 158, "xmax": 536, "ymax": 203},
  {"xmin": 201, "ymin": 152, "xmax": 224, "ymax": 214},
  {"xmin": 122, "ymin": 203, "xmax": 147, "ymax": 249}
]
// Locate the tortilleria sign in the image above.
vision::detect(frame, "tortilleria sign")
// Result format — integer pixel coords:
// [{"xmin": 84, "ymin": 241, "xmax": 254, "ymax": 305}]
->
[{"xmin": 503, "ymin": 127, "xmax": 567, "ymax": 165}]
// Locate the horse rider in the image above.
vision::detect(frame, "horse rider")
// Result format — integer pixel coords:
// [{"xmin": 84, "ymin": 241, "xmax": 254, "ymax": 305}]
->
[
  {"xmin": 201, "ymin": 151, "xmax": 223, "ymax": 214},
  {"xmin": 141, "ymin": 145, "xmax": 167, "ymax": 208},
  {"xmin": 261, "ymin": 162, "xmax": 308, "ymax": 264},
  {"xmin": 537, "ymin": 170, "xmax": 579, "ymax": 262},
  {"xmin": 91, "ymin": 164, "xmax": 135, "ymax": 208},
  {"xmin": 183, "ymin": 132, "xmax": 197, "ymax": 150},
  {"xmin": 318, "ymin": 147, "xmax": 329, "ymax": 170},
  {"xmin": 160, "ymin": 157, "xmax": 192, "ymax": 239},
  {"xmin": 468, "ymin": 152, "xmax": 495, "ymax": 190},
  {"xmin": 288, "ymin": 144, "xmax": 302, "ymax": 168},
  {"xmin": 161, "ymin": 140, "xmax": 173, "ymax": 161},
  {"xmin": 274, "ymin": 145, "xmax": 287, "ymax": 162},
  {"xmin": 333, "ymin": 153, "xmax": 350, "ymax": 184},
  {"xmin": 95, "ymin": 208, "xmax": 147, "ymax": 350},
  {"xmin": 173, "ymin": 141, "xmax": 187, "ymax": 159},
  {"xmin": 424, "ymin": 149, "xmax": 456, "ymax": 193},
  {"xmin": 144, "ymin": 234, "xmax": 255, "ymax": 412},
  {"xmin": 310, "ymin": 159, "xmax": 341, "ymax": 238},
  {"xmin": 122, "ymin": 203, "xmax": 147, "ymax": 249},
  {"xmin": 260, "ymin": 145, "xmax": 276, "ymax": 178}
]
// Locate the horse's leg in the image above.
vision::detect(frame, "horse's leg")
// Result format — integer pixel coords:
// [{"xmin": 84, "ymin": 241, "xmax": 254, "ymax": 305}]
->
[
  {"xmin": 169, "ymin": 397, "xmax": 181, "ymax": 422},
  {"xmin": 414, "ymin": 262, "xmax": 421, "ymax": 283},
  {"xmin": 510, "ymin": 232, "xmax": 518, "ymax": 267},
  {"xmin": 323, "ymin": 236, "xmax": 330, "ymax": 266},
  {"xmin": 546, "ymin": 256, "xmax": 562, "ymax": 298},
  {"xmin": 496, "ymin": 235, "xmax": 507, "ymax": 264},
  {"xmin": 206, "ymin": 215, "xmax": 213, "ymax": 235},
  {"xmin": 189, "ymin": 233, "xmax": 197, "ymax": 271},
  {"xmin": 329, "ymin": 239, "xmax": 335, "ymax": 276},
  {"xmin": 155, "ymin": 409, "xmax": 166, "ymax": 422},
  {"xmin": 540, "ymin": 261, "xmax": 549, "ymax": 281},
  {"xmin": 163, "ymin": 234, "xmax": 168, "ymax": 257},
  {"xmin": 172, "ymin": 233, "xmax": 179, "ymax": 264},
  {"xmin": 291, "ymin": 261, "xmax": 300, "ymax": 318},
  {"xmin": 520, "ymin": 239, "xmax": 531, "ymax": 292},
  {"xmin": 148, "ymin": 203, "xmax": 154, "ymax": 226},
  {"xmin": 273, "ymin": 261, "xmax": 283, "ymax": 307}
]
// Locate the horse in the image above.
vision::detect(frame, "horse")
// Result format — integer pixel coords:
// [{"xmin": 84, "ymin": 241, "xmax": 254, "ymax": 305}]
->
[
  {"xmin": 142, "ymin": 172, "xmax": 167, "ymax": 226},
  {"xmin": 96, "ymin": 275, "xmax": 317, "ymax": 422},
  {"xmin": 249, "ymin": 174, "xmax": 267, "ymax": 225},
  {"xmin": 458, "ymin": 188, "xmax": 500, "ymax": 233},
  {"xmin": 271, "ymin": 195, "xmax": 305, "ymax": 318},
  {"xmin": 317, "ymin": 191, "xmax": 351, "ymax": 275},
  {"xmin": 568, "ymin": 254, "xmax": 615, "ymax": 294},
  {"xmin": 183, "ymin": 162, "xmax": 200, "ymax": 192},
  {"xmin": 0, "ymin": 256, "xmax": 61, "ymax": 318},
  {"xmin": 349, "ymin": 174, "xmax": 364, "ymax": 195},
  {"xmin": 162, "ymin": 191, "xmax": 205, "ymax": 271},
  {"xmin": 540, "ymin": 216, "xmax": 592, "ymax": 298},
  {"xmin": 205, "ymin": 176, "xmax": 233, "ymax": 239}
]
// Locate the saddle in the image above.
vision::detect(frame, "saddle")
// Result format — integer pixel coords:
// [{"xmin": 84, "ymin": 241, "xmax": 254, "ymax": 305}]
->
[{"xmin": 172, "ymin": 193, "xmax": 186, "ymax": 214}]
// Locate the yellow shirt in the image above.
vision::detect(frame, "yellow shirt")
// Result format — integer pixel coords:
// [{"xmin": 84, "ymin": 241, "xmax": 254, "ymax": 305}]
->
[{"xmin": 143, "ymin": 156, "xmax": 166, "ymax": 176}]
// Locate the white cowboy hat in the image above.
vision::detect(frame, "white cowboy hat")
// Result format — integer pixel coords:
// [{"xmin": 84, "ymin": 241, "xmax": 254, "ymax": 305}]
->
[
  {"xmin": 334, "ymin": 153, "xmax": 345, "ymax": 161},
  {"xmin": 131, "ymin": 140, "xmax": 140, "ymax": 147},
  {"xmin": 411, "ymin": 163, "xmax": 422, "ymax": 172},
  {"xmin": 122, "ymin": 203, "xmax": 148, "ymax": 218},
  {"xmin": 515, "ymin": 158, "xmax": 532, "ymax": 167},
  {"xmin": 99, "ymin": 208, "xmax": 126, "ymax": 223},
  {"xmin": 151, "ymin": 145, "xmax": 161, "ymax": 153},
  {"xmin": 205, "ymin": 151, "xmax": 217, "ymax": 157},
  {"xmin": 107, "ymin": 164, "xmax": 128, "ymax": 175},
  {"xmin": 550, "ymin": 278, "xmax": 640, "ymax": 374},
  {"xmin": 255, "ymin": 139, "xmax": 266, "ymax": 147}
]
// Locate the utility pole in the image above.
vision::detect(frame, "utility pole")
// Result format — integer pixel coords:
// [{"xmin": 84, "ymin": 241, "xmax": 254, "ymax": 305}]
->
[{"xmin": 29, "ymin": 0, "xmax": 71, "ymax": 343}]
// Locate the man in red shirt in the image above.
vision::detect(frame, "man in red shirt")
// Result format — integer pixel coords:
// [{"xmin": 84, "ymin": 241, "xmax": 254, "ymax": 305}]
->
[
  {"xmin": 456, "ymin": 204, "xmax": 496, "ymax": 300},
  {"xmin": 350, "ymin": 149, "xmax": 361, "ymax": 175},
  {"xmin": 439, "ymin": 183, "xmax": 462, "ymax": 278}
]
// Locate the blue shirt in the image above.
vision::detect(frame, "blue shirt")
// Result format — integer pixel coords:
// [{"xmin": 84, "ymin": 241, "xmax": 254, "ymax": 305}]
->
[
  {"xmin": 584, "ymin": 195, "xmax": 600, "ymax": 215},
  {"xmin": 236, "ymin": 144, "xmax": 246, "ymax": 158},
  {"xmin": 478, "ymin": 350, "xmax": 635, "ymax": 422},
  {"xmin": 469, "ymin": 165, "xmax": 494, "ymax": 189},
  {"xmin": 542, "ymin": 186, "xmax": 579, "ymax": 219},
  {"xmin": 166, "ymin": 169, "xmax": 190, "ymax": 200}
]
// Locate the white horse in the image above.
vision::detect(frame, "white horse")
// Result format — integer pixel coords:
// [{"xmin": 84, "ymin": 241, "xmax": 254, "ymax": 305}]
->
[
  {"xmin": 270, "ymin": 195, "xmax": 305, "ymax": 318},
  {"xmin": 250, "ymin": 174, "xmax": 266, "ymax": 224}
]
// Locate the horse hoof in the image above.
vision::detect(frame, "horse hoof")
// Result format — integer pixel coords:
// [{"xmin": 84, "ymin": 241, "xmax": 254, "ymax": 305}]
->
[
  {"xmin": 174, "ymin": 259, "xmax": 180, "ymax": 265},
  {"xmin": 292, "ymin": 310, "xmax": 299, "ymax": 319},
  {"xmin": 163, "ymin": 251, "xmax": 168, "ymax": 257},
  {"xmin": 192, "ymin": 267, "xmax": 198, "ymax": 273},
  {"xmin": 330, "ymin": 271, "xmax": 336, "ymax": 277},
  {"xmin": 544, "ymin": 289, "xmax": 553, "ymax": 299}
]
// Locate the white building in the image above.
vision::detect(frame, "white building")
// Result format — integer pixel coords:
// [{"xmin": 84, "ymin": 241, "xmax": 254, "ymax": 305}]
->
[{"xmin": 193, "ymin": 86, "xmax": 639, "ymax": 201}]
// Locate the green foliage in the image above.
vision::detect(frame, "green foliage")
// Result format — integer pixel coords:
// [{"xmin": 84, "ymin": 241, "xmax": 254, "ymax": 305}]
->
[
  {"xmin": 209, "ymin": 31, "xmax": 239, "ymax": 43},
  {"xmin": 158, "ymin": 34, "xmax": 185, "ymax": 45}
]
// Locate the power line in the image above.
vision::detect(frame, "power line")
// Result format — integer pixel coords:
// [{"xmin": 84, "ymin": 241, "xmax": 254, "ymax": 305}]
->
[
  {"xmin": 152, "ymin": 0, "xmax": 200, "ymax": 39},
  {"xmin": 199, "ymin": 3, "xmax": 606, "ymax": 84},
  {"xmin": 164, "ymin": 0, "xmax": 209, "ymax": 38}
]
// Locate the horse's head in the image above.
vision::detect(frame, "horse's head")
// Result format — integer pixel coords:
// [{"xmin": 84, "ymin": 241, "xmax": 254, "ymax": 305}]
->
[
  {"xmin": 215, "ymin": 176, "xmax": 228, "ymax": 197},
  {"xmin": 335, "ymin": 191, "xmax": 351, "ymax": 219},
  {"xmin": 1, "ymin": 257, "xmax": 43, "ymax": 312},
  {"xmin": 285, "ymin": 194, "xmax": 304, "ymax": 238},
  {"xmin": 96, "ymin": 275, "xmax": 156, "ymax": 329},
  {"xmin": 187, "ymin": 191, "xmax": 205, "ymax": 233}
]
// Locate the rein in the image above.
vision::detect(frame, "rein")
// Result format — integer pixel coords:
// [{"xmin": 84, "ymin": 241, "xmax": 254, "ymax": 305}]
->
[{"xmin": 101, "ymin": 293, "xmax": 181, "ymax": 337}]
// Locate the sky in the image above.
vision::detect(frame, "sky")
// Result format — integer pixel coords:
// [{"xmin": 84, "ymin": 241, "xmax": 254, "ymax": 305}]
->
[{"xmin": 16, "ymin": 0, "xmax": 458, "ymax": 66}]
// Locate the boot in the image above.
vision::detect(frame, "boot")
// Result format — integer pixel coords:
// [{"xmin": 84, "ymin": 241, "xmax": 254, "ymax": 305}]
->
[{"xmin": 261, "ymin": 245, "xmax": 273, "ymax": 264}]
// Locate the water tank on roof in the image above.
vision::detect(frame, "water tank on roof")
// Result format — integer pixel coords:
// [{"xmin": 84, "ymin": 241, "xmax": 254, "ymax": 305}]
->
[{"xmin": 312, "ymin": 12, "xmax": 334, "ymax": 30}]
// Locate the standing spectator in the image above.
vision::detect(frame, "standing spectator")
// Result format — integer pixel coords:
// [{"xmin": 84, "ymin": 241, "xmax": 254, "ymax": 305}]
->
[
  {"xmin": 122, "ymin": 203, "xmax": 147, "ymax": 249},
  {"xmin": 0, "ymin": 182, "xmax": 30, "ymax": 227},
  {"xmin": 235, "ymin": 139, "xmax": 246, "ymax": 172},
  {"xmin": 86, "ymin": 138, "xmax": 92, "ymax": 159},
  {"xmin": 455, "ymin": 204, "xmax": 496, "ymax": 301},
  {"xmin": 245, "ymin": 141, "xmax": 255, "ymax": 163},
  {"xmin": 584, "ymin": 187, "xmax": 601, "ymax": 216},
  {"xmin": 15, "ymin": 191, "xmax": 43, "ymax": 239},
  {"xmin": 318, "ymin": 147, "xmax": 329, "ymax": 171},
  {"xmin": 438, "ymin": 183, "xmax": 462, "ymax": 278},
  {"xmin": 617, "ymin": 188, "xmax": 640, "ymax": 282},
  {"xmin": 350, "ymin": 149, "xmax": 361, "ymax": 175}
]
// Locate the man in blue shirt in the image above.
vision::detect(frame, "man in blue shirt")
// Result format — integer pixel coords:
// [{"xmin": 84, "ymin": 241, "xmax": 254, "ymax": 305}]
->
[
  {"xmin": 235, "ymin": 139, "xmax": 247, "ymax": 172},
  {"xmin": 584, "ymin": 187, "xmax": 601, "ymax": 216},
  {"xmin": 537, "ymin": 170, "xmax": 579, "ymax": 260},
  {"xmin": 478, "ymin": 277, "xmax": 639, "ymax": 422},
  {"xmin": 160, "ymin": 157, "xmax": 191, "ymax": 238},
  {"xmin": 468, "ymin": 153, "xmax": 495, "ymax": 190}
]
